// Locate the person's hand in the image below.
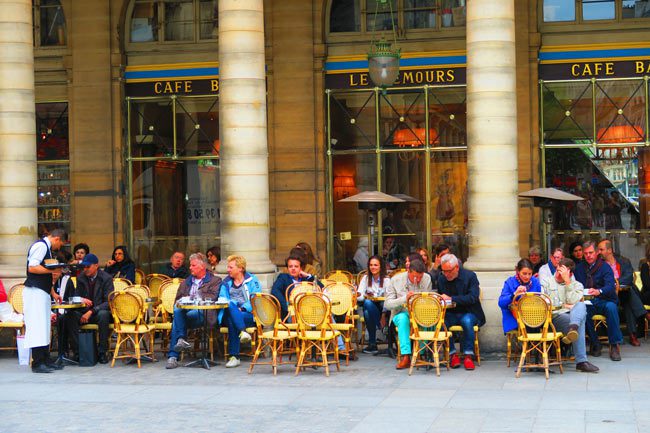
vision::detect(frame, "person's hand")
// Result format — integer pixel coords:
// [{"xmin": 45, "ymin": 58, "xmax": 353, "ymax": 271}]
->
[
  {"xmin": 51, "ymin": 313, "xmax": 57, "ymax": 324},
  {"xmin": 52, "ymin": 293, "xmax": 62, "ymax": 304},
  {"xmin": 82, "ymin": 298, "xmax": 93, "ymax": 307},
  {"xmin": 106, "ymin": 259, "xmax": 116, "ymax": 267},
  {"xmin": 557, "ymin": 265, "xmax": 571, "ymax": 284},
  {"xmin": 587, "ymin": 288, "xmax": 601, "ymax": 296},
  {"xmin": 80, "ymin": 310, "xmax": 92, "ymax": 324},
  {"xmin": 514, "ymin": 285, "xmax": 527, "ymax": 296},
  {"xmin": 299, "ymin": 270, "xmax": 310, "ymax": 279},
  {"xmin": 440, "ymin": 294, "xmax": 452, "ymax": 301}
]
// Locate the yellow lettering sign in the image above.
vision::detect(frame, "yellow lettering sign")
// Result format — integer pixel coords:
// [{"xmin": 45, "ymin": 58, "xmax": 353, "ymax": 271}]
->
[
  {"xmin": 154, "ymin": 82, "xmax": 163, "ymax": 94},
  {"xmin": 211, "ymin": 79, "xmax": 219, "ymax": 92}
]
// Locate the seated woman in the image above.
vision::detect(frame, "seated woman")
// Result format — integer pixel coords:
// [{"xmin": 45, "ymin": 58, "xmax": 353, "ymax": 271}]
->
[
  {"xmin": 356, "ymin": 255, "xmax": 390, "ymax": 354},
  {"xmin": 104, "ymin": 245, "xmax": 136, "ymax": 283},
  {"xmin": 206, "ymin": 245, "xmax": 220, "ymax": 273},
  {"xmin": 416, "ymin": 248, "xmax": 434, "ymax": 273},
  {"xmin": 295, "ymin": 241, "xmax": 322, "ymax": 278},
  {"xmin": 271, "ymin": 253, "xmax": 321, "ymax": 319},
  {"xmin": 498, "ymin": 258, "xmax": 541, "ymax": 334}
]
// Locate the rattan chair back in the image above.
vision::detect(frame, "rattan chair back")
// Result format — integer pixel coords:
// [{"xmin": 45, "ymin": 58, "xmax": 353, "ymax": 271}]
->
[
  {"xmin": 295, "ymin": 293, "xmax": 330, "ymax": 329},
  {"xmin": 113, "ymin": 278, "xmax": 132, "ymax": 292},
  {"xmin": 516, "ymin": 292, "xmax": 552, "ymax": 330},
  {"xmin": 124, "ymin": 284, "xmax": 151, "ymax": 302},
  {"xmin": 356, "ymin": 270, "xmax": 368, "ymax": 286},
  {"xmin": 408, "ymin": 292, "xmax": 445, "ymax": 328},
  {"xmin": 135, "ymin": 268, "xmax": 146, "ymax": 285},
  {"xmin": 251, "ymin": 293, "xmax": 282, "ymax": 329},
  {"xmin": 286, "ymin": 281, "xmax": 321, "ymax": 306},
  {"xmin": 323, "ymin": 282, "xmax": 356, "ymax": 317},
  {"xmin": 159, "ymin": 280, "xmax": 181, "ymax": 315},
  {"xmin": 146, "ymin": 273, "xmax": 171, "ymax": 298},
  {"xmin": 8, "ymin": 284, "xmax": 25, "ymax": 314},
  {"xmin": 389, "ymin": 268, "xmax": 407, "ymax": 278},
  {"xmin": 323, "ymin": 270, "xmax": 353, "ymax": 284},
  {"xmin": 109, "ymin": 291, "xmax": 145, "ymax": 328}
]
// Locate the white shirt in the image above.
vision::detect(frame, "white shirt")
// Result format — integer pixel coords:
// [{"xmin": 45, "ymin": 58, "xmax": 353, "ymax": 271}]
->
[
  {"xmin": 357, "ymin": 275, "xmax": 390, "ymax": 300},
  {"xmin": 27, "ymin": 237, "xmax": 51, "ymax": 267}
]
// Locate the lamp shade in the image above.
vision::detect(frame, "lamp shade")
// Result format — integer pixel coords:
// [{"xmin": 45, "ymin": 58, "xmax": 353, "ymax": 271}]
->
[
  {"xmin": 393, "ymin": 127, "xmax": 438, "ymax": 147},
  {"xmin": 333, "ymin": 176, "xmax": 356, "ymax": 188},
  {"xmin": 368, "ymin": 40, "xmax": 400, "ymax": 87},
  {"xmin": 597, "ymin": 125, "xmax": 644, "ymax": 143}
]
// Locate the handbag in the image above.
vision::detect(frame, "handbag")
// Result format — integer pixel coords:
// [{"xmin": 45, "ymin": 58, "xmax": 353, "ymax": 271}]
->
[{"xmin": 78, "ymin": 331, "xmax": 97, "ymax": 366}]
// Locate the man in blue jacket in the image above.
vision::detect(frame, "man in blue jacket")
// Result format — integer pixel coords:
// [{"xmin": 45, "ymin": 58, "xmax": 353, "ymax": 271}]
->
[
  {"xmin": 574, "ymin": 241, "xmax": 622, "ymax": 361},
  {"xmin": 437, "ymin": 254, "xmax": 485, "ymax": 371},
  {"xmin": 218, "ymin": 255, "xmax": 262, "ymax": 368}
]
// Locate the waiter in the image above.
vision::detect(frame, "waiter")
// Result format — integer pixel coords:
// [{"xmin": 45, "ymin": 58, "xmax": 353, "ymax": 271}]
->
[{"xmin": 23, "ymin": 228, "xmax": 67, "ymax": 373}]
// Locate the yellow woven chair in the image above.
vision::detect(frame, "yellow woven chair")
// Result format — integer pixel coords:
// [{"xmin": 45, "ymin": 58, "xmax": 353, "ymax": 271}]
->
[
  {"xmin": 70, "ymin": 276, "xmax": 77, "ymax": 288},
  {"xmin": 153, "ymin": 280, "xmax": 180, "ymax": 352},
  {"xmin": 356, "ymin": 270, "xmax": 368, "ymax": 286},
  {"xmin": 0, "ymin": 284, "xmax": 25, "ymax": 351},
  {"xmin": 389, "ymin": 268, "xmax": 407, "ymax": 278},
  {"xmin": 323, "ymin": 270, "xmax": 354, "ymax": 284},
  {"xmin": 505, "ymin": 329, "xmax": 520, "ymax": 368},
  {"xmin": 109, "ymin": 291, "xmax": 155, "ymax": 368},
  {"xmin": 447, "ymin": 324, "xmax": 481, "ymax": 365},
  {"xmin": 248, "ymin": 293, "xmax": 298, "ymax": 375},
  {"xmin": 219, "ymin": 325, "xmax": 258, "ymax": 361},
  {"xmin": 294, "ymin": 292, "xmax": 341, "ymax": 376},
  {"xmin": 323, "ymin": 282, "xmax": 357, "ymax": 365},
  {"xmin": 135, "ymin": 268, "xmax": 146, "ymax": 285},
  {"xmin": 407, "ymin": 292, "xmax": 452, "ymax": 376},
  {"xmin": 113, "ymin": 278, "xmax": 132, "ymax": 292},
  {"xmin": 515, "ymin": 292, "xmax": 564, "ymax": 379},
  {"xmin": 145, "ymin": 273, "xmax": 171, "ymax": 299},
  {"xmin": 285, "ymin": 281, "xmax": 322, "ymax": 324}
]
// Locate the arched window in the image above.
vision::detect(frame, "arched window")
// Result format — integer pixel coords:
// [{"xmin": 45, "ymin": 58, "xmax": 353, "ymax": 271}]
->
[
  {"xmin": 33, "ymin": 0, "xmax": 67, "ymax": 47},
  {"xmin": 129, "ymin": 0, "xmax": 218, "ymax": 44}
]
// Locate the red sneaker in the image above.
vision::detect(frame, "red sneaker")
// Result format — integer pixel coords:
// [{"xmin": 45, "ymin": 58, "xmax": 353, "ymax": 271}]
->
[
  {"xmin": 464, "ymin": 355, "xmax": 475, "ymax": 370},
  {"xmin": 450, "ymin": 353, "xmax": 461, "ymax": 369}
]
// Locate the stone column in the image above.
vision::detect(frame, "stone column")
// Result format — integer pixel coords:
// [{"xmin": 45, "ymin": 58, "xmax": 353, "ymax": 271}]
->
[
  {"xmin": 218, "ymin": 0, "xmax": 276, "ymax": 286},
  {"xmin": 0, "ymin": 0, "xmax": 37, "ymax": 285},
  {"xmin": 464, "ymin": 0, "xmax": 519, "ymax": 271}
]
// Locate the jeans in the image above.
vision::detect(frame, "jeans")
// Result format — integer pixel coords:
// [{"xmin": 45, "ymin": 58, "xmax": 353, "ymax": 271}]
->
[
  {"xmin": 392, "ymin": 311, "xmax": 412, "ymax": 355},
  {"xmin": 444, "ymin": 312, "xmax": 478, "ymax": 355},
  {"xmin": 221, "ymin": 301, "xmax": 255, "ymax": 356},
  {"xmin": 168, "ymin": 307, "xmax": 204, "ymax": 358},
  {"xmin": 585, "ymin": 298, "xmax": 623, "ymax": 345},
  {"xmin": 552, "ymin": 302, "xmax": 588, "ymax": 363},
  {"xmin": 619, "ymin": 288, "xmax": 646, "ymax": 335},
  {"xmin": 363, "ymin": 300, "xmax": 383, "ymax": 345}
]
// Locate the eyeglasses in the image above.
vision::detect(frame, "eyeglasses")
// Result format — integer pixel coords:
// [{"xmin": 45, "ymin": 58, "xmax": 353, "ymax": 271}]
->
[{"xmin": 441, "ymin": 266, "xmax": 456, "ymax": 274}]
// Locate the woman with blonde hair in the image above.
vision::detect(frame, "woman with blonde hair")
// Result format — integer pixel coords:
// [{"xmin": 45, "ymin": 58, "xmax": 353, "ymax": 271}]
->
[{"xmin": 416, "ymin": 247, "xmax": 434, "ymax": 273}]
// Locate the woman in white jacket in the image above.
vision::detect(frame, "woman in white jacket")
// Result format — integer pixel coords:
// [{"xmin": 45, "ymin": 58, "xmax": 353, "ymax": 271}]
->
[{"xmin": 357, "ymin": 255, "xmax": 391, "ymax": 354}]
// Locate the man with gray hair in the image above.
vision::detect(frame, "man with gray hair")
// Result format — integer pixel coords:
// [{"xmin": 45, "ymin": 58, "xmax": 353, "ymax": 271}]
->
[
  {"xmin": 437, "ymin": 253, "xmax": 485, "ymax": 371},
  {"xmin": 166, "ymin": 252, "xmax": 222, "ymax": 369}
]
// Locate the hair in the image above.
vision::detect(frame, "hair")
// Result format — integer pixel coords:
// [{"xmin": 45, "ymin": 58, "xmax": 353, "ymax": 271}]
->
[
  {"xmin": 227, "ymin": 254, "xmax": 247, "ymax": 272},
  {"xmin": 111, "ymin": 245, "xmax": 133, "ymax": 264},
  {"xmin": 73, "ymin": 243, "xmax": 90, "ymax": 255},
  {"xmin": 56, "ymin": 249, "xmax": 73, "ymax": 264},
  {"xmin": 408, "ymin": 259, "xmax": 426, "ymax": 274},
  {"xmin": 528, "ymin": 246, "xmax": 541, "ymax": 256},
  {"xmin": 49, "ymin": 228, "xmax": 67, "ymax": 241},
  {"xmin": 416, "ymin": 247, "xmax": 432, "ymax": 268},
  {"xmin": 598, "ymin": 239, "xmax": 613, "ymax": 251},
  {"xmin": 286, "ymin": 253, "xmax": 305, "ymax": 268},
  {"xmin": 440, "ymin": 253, "xmax": 459, "ymax": 268},
  {"xmin": 560, "ymin": 257, "xmax": 575, "ymax": 272},
  {"xmin": 189, "ymin": 252, "xmax": 209, "ymax": 266},
  {"xmin": 434, "ymin": 243, "xmax": 450, "ymax": 257},
  {"xmin": 367, "ymin": 255, "xmax": 387, "ymax": 287},
  {"xmin": 582, "ymin": 240, "xmax": 597, "ymax": 250},
  {"xmin": 515, "ymin": 258, "xmax": 534, "ymax": 272},
  {"xmin": 407, "ymin": 252, "xmax": 423, "ymax": 265},
  {"xmin": 568, "ymin": 241, "xmax": 582, "ymax": 255},
  {"xmin": 295, "ymin": 242, "xmax": 319, "ymax": 265},
  {"xmin": 172, "ymin": 250, "xmax": 185, "ymax": 258},
  {"xmin": 206, "ymin": 246, "xmax": 220, "ymax": 262}
]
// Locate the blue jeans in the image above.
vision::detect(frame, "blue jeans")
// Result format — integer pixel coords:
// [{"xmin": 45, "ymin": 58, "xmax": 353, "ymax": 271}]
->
[
  {"xmin": 552, "ymin": 302, "xmax": 588, "ymax": 363},
  {"xmin": 444, "ymin": 312, "xmax": 478, "ymax": 355},
  {"xmin": 363, "ymin": 299, "xmax": 383, "ymax": 345},
  {"xmin": 221, "ymin": 301, "xmax": 256, "ymax": 356},
  {"xmin": 586, "ymin": 298, "xmax": 623, "ymax": 345},
  {"xmin": 168, "ymin": 307, "xmax": 204, "ymax": 358}
]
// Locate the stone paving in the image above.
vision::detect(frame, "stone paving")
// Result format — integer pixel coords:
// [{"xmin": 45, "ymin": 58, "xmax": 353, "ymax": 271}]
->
[{"xmin": 1, "ymin": 344, "xmax": 650, "ymax": 433}]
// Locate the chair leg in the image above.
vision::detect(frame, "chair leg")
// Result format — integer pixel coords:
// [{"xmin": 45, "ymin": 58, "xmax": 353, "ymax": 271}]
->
[
  {"xmin": 321, "ymin": 341, "xmax": 329, "ymax": 377},
  {"xmin": 333, "ymin": 339, "xmax": 340, "ymax": 372},
  {"xmin": 249, "ymin": 340, "xmax": 263, "ymax": 374},
  {"xmin": 555, "ymin": 339, "xmax": 563, "ymax": 374},
  {"xmin": 433, "ymin": 344, "xmax": 440, "ymax": 377},
  {"xmin": 506, "ymin": 334, "xmax": 512, "ymax": 368},
  {"xmin": 295, "ymin": 342, "xmax": 306, "ymax": 376},
  {"xmin": 542, "ymin": 341, "xmax": 549, "ymax": 380},
  {"xmin": 474, "ymin": 333, "xmax": 480, "ymax": 365},
  {"xmin": 515, "ymin": 341, "xmax": 527, "ymax": 378},
  {"xmin": 111, "ymin": 334, "xmax": 121, "ymax": 367},
  {"xmin": 272, "ymin": 340, "xmax": 279, "ymax": 376}
]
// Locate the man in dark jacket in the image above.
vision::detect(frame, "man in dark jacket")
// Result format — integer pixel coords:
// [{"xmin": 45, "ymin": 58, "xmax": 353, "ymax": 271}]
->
[
  {"xmin": 271, "ymin": 253, "xmax": 320, "ymax": 319},
  {"xmin": 437, "ymin": 253, "xmax": 485, "ymax": 371},
  {"xmin": 160, "ymin": 251, "xmax": 189, "ymax": 279},
  {"xmin": 67, "ymin": 253, "xmax": 114, "ymax": 364},
  {"xmin": 574, "ymin": 241, "xmax": 622, "ymax": 361}
]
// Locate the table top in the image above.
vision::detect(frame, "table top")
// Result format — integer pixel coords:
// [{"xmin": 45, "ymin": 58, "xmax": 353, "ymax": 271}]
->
[
  {"xmin": 51, "ymin": 302, "xmax": 86, "ymax": 310},
  {"xmin": 366, "ymin": 296, "xmax": 386, "ymax": 301},
  {"xmin": 176, "ymin": 302, "xmax": 228, "ymax": 310}
]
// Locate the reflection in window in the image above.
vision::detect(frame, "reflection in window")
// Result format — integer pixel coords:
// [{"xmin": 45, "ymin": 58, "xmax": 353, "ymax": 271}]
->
[
  {"xmin": 165, "ymin": 0, "xmax": 194, "ymax": 41},
  {"xmin": 36, "ymin": 103, "xmax": 69, "ymax": 161},
  {"xmin": 130, "ymin": 100, "xmax": 174, "ymax": 158},
  {"xmin": 175, "ymin": 97, "xmax": 219, "ymax": 157},
  {"xmin": 404, "ymin": 0, "xmax": 437, "ymax": 29},
  {"xmin": 367, "ymin": 0, "xmax": 397, "ymax": 31},
  {"xmin": 330, "ymin": 0, "xmax": 360, "ymax": 32},
  {"xmin": 543, "ymin": 0, "xmax": 575, "ymax": 22},
  {"xmin": 623, "ymin": 0, "xmax": 650, "ymax": 17},
  {"xmin": 131, "ymin": 1, "xmax": 158, "ymax": 42},
  {"xmin": 582, "ymin": 0, "xmax": 615, "ymax": 20},
  {"xmin": 199, "ymin": 0, "xmax": 218, "ymax": 39},
  {"xmin": 37, "ymin": 0, "xmax": 66, "ymax": 46}
]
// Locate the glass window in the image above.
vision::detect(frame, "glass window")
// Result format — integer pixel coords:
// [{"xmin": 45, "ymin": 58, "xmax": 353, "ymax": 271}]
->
[
  {"xmin": 623, "ymin": 0, "xmax": 650, "ymax": 18},
  {"xmin": 543, "ymin": 0, "xmax": 576, "ymax": 22},
  {"xmin": 330, "ymin": 0, "xmax": 360, "ymax": 32},
  {"xmin": 329, "ymin": 91, "xmax": 377, "ymax": 150},
  {"xmin": 131, "ymin": 1, "xmax": 159, "ymax": 42},
  {"xmin": 164, "ymin": 0, "xmax": 195, "ymax": 41},
  {"xmin": 404, "ymin": 0, "xmax": 437, "ymax": 29},
  {"xmin": 582, "ymin": 0, "xmax": 615, "ymax": 20},
  {"xmin": 36, "ymin": 102, "xmax": 69, "ymax": 161},
  {"xmin": 130, "ymin": 99, "xmax": 174, "ymax": 158},
  {"xmin": 366, "ymin": 0, "xmax": 397, "ymax": 31},
  {"xmin": 37, "ymin": 0, "xmax": 66, "ymax": 46},
  {"xmin": 429, "ymin": 86, "xmax": 467, "ymax": 147},
  {"xmin": 594, "ymin": 80, "xmax": 645, "ymax": 144},
  {"xmin": 379, "ymin": 91, "xmax": 427, "ymax": 149},
  {"xmin": 199, "ymin": 0, "xmax": 218, "ymax": 39},
  {"xmin": 175, "ymin": 97, "xmax": 219, "ymax": 157},
  {"xmin": 541, "ymin": 81, "xmax": 594, "ymax": 145}
]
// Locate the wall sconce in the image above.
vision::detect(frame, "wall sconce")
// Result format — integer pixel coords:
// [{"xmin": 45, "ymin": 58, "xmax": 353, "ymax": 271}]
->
[{"xmin": 333, "ymin": 175, "xmax": 357, "ymax": 199}]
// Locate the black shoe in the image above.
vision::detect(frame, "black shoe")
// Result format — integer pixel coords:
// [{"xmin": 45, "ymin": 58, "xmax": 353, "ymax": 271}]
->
[
  {"xmin": 45, "ymin": 361, "xmax": 64, "ymax": 370},
  {"xmin": 98, "ymin": 353, "xmax": 109, "ymax": 364},
  {"xmin": 362, "ymin": 345, "xmax": 379, "ymax": 354},
  {"xmin": 589, "ymin": 342, "xmax": 602, "ymax": 357},
  {"xmin": 576, "ymin": 361, "xmax": 599, "ymax": 373},
  {"xmin": 609, "ymin": 344, "xmax": 621, "ymax": 361},
  {"xmin": 32, "ymin": 364, "xmax": 53, "ymax": 374}
]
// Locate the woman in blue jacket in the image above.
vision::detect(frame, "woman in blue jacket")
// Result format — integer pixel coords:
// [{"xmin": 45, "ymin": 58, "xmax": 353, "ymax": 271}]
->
[{"xmin": 498, "ymin": 258, "xmax": 540, "ymax": 334}]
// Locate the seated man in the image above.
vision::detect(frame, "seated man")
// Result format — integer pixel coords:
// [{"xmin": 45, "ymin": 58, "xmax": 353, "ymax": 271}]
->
[
  {"xmin": 541, "ymin": 258, "xmax": 599, "ymax": 373},
  {"xmin": 384, "ymin": 259, "xmax": 432, "ymax": 370},
  {"xmin": 160, "ymin": 251, "xmax": 189, "ymax": 279},
  {"xmin": 574, "ymin": 241, "xmax": 622, "ymax": 361},
  {"xmin": 437, "ymin": 253, "xmax": 485, "ymax": 371},
  {"xmin": 66, "ymin": 253, "xmax": 114, "ymax": 364},
  {"xmin": 271, "ymin": 253, "xmax": 320, "ymax": 320},
  {"xmin": 538, "ymin": 248, "xmax": 564, "ymax": 282},
  {"xmin": 598, "ymin": 239, "xmax": 647, "ymax": 346},
  {"xmin": 166, "ymin": 253, "xmax": 222, "ymax": 369},
  {"xmin": 218, "ymin": 255, "xmax": 262, "ymax": 368}
]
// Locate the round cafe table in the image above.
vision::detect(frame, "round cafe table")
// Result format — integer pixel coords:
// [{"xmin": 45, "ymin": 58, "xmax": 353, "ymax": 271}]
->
[
  {"xmin": 176, "ymin": 302, "xmax": 228, "ymax": 370},
  {"xmin": 51, "ymin": 302, "xmax": 86, "ymax": 365}
]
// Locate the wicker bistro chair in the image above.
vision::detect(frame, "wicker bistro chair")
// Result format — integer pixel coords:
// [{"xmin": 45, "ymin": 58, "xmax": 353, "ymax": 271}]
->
[
  {"xmin": 109, "ymin": 291, "xmax": 155, "ymax": 368},
  {"xmin": 515, "ymin": 292, "xmax": 564, "ymax": 379},
  {"xmin": 153, "ymin": 279, "xmax": 181, "ymax": 352},
  {"xmin": 356, "ymin": 270, "xmax": 368, "ymax": 287},
  {"xmin": 293, "ymin": 292, "xmax": 341, "ymax": 376},
  {"xmin": 112, "ymin": 278, "xmax": 132, "ymax": 292},
  {"xmin": 285, "ymin": 281, "xmax": 322, "ymax": 323},
  {"xmin": 248, "ymin": 293, "xmax": 298, "ymax": 375},
  {"xmin": 323, "ymin": 270, "xmax": 354, "ymax": 284},
  {"xmin": 407, "ymin": 292, "xmax": 453, "ymax": 376},
  {"xmin": 135, "ymin": 268, "xmax": 146, "ymax": 285},
  {"xmin": 0, "ymin": 284, "xmax": 25, "ymax": 352},
  {"xmin": 145, "ymin": 273, "xmax": 171, "ymax": 299},
  {"xmin": 323, "ymin": 282, "xmax": 357, "ymax": 365}
]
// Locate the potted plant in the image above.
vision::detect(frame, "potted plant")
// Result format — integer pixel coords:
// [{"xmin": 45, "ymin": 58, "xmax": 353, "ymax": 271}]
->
[{"xmin": 441, "ymin": 8, "xmax": 453, "ymax": 27}]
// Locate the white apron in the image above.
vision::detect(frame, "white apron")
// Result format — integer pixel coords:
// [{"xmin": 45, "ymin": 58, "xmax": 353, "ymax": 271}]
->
[{"xmin": 23, "ymin": 286, "xmax": 51, "ymax": 348}]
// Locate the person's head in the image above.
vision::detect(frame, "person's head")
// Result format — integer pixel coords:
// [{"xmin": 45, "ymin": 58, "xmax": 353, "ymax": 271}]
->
[
  {"xmin": 295, "ymin": 242, "xmax": 317, "ymax": 265},
  {"xmin": 111, "ymin": 245, "xmax": 131, "ymax": 264},
  {"xmin": 47, "ymin": 228, "xmax": 67, "ymax": 251},
  {"xmin": 226, "ymin": 255, "xmax": 247, "ymax": 279},
  {"xmin": 582, "ymin": 241, "xmax": 598, "ymax": 265},
  {"xmin": 286, "ymin": 253, "xmax": 305, "ymax": 278},
  {"xmin": 73, "ymin": 243, "xmax": 89, "ymax": 262},
  {"xmin": 597, "ymin": 239, "xmax": 614, "ymax": 261},
  {"xmin": 206, "ymin": 246, "xmax": 220, "ymax": 266},
  {"xmin": 367, "ymin": 255, "xmax": 386, "ymax": 281},
  {"xmin": 549, "ymin": 247, "xmax": 564, "ymax": 268},
  {"xmin": 569, "ymin": 241, "xmax": 583, "ymax": 261},
  {"xmin": 56, "ymin": 249, "xmax": 73, "ymax": 264},
  {"xmin": 405, "ymin": 252, "xmax": 423, "ymax": 270},
  {"xmin": 416, "ymin": 248, "xmax": 432, "ymax": 268},
  {"xmin": 440, "ymin": 253, "xmax": 460, "ymax": 281},
  {"xmin": 170, "ymin": 251, "xmax": 185, "ymax": 269},
  {"xmin": 515, "ymin": 258, "xmax": 534, "ymax": 283},
  {"xmin": 528, "ymin": 246, "xmax": 542, "ymax": 265},
  {"xmin": 407, "ymin": 259, "xmax": 426, "ymax": 284},
  {"xmin": 80, "ymin": 253, "xmax": 100, "ymax": 278},
  {"xmin": 433, "ymin": 244, "xmax": 450, "ymax": 266},
  {"xmin": 188, "ymin": 252, "xmax": 208, "ymax": 279},
  {"xmin": 555, "ymin": 257, "xmax": 575, "ymax": 283}
]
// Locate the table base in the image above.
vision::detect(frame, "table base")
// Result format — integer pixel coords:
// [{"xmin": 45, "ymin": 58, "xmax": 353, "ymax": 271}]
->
[
  {"xmin": 55, "ymin": 354, "xmax": 78, "ymax": 366},
  {"xmin": 184, "ymin": 357, "xmax": 218, "ymax": 370}
]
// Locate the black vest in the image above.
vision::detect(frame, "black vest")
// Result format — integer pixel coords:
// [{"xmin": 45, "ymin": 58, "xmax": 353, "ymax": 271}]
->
[{"xmin": 24, "ymin": 239, "xmax": 53, "ymax": 293}]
